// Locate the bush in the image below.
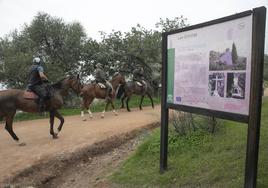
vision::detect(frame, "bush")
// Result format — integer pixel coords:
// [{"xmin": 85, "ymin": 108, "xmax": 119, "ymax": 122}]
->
[{"xmin": 170, "ymin": 111, "xmax": 221, "ymax": 135}]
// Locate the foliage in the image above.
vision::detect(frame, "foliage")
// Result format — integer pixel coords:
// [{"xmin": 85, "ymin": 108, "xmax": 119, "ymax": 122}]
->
[
  {"xmin": 155, "ymin": 16, "xmax": 189, "ymax": 32},
  {"xmin": 264, "ymin": 54, "xmax": 268, "ymax": 81},
  {"xmin": 0, "ymin": 12, "xmax": 87, "ymax": 88},
  {"xmin": 171, "ymin": 112, "xmax": 196, "ymax": 135},
  {"xmin": 111, "ymin": 97, "xmax": 268, "ymax": 187},
  {"xmin": 0, "ymin": 12, "xmax": 188, "ymax": 94},
  {"xmin": 171, "ymin": 111, "xmax": 219, "ymax": 135}
]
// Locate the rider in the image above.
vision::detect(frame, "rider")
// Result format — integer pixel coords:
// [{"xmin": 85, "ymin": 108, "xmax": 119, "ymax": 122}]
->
[
  {"xmin": 27, "ymin": 57, "xmax": 49, "ymax": 113},
  {"xmin": 94, "ymin": 63, "xmax": 112, "ymax": 100},
  {"xmin": 133, "ymin": 66, "xmax": 146, "ymax": 90}
]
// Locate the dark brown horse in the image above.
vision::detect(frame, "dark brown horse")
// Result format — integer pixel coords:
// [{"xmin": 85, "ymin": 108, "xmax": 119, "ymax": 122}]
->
[
  {"xmin": 117, "ymin": 80, "xmax": 154, "ymax": 112},
  {"xmin": 0, "ymin": 75, "xmax": 81, "ymax": 146},
  {"xmin": 80, "ymin": 73, "xmax": 125, "ymax": 120}
]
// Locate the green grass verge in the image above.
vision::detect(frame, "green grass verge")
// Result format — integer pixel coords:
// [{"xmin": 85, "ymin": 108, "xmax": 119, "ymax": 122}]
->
[
  {"xmin": 264, "ymin": 80, "xmax": 268, "ymax": 88},
  {"xmin": 111, "ymin": 97, "xmax": 268, "ymax": 187},
  {"xmin": 12, "ymin": 95, "xmax": 160, "ymax": 122}
]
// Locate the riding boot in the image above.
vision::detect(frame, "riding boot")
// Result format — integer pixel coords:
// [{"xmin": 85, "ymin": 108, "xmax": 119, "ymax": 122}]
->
[
  {"xmin": 39, "ymin": 98, "xmax": 45, "ymax": 116},
  {"xmin": 105, "ymin": 89, "xmax": 111, "ymax": 101},
  {"xmin": 141, "ymin": 84, "xmax": 147, "ymax": 95}
]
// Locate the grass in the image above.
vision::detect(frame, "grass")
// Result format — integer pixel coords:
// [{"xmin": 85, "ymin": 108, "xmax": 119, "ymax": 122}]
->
[
  {"xmin": 264, "ymin": 80, "xmax": 268, "ymax": 88},
  {"xmin": 13, "ymin": 95, "xmax": 160, "ymax": 122},
  {"xmin": 110, "ymin": 97, "xmax": 268, "ymax": 188}
]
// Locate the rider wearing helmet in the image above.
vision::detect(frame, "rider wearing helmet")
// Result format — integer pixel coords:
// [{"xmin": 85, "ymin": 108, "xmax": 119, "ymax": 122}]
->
[
  {"xmin": 94, "ymin": 63, "xmax": 112, "ymax": 100},
  {"xmin": 133, "ymin": 66, "xmax": 146, "ymax": 90},
  {"xmin": 27, "ymin": 57, "xmax": 49, "ymax": 113}
]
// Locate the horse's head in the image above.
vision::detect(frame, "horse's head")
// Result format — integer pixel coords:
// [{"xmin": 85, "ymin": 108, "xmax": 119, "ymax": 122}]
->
[
  {"xmin": 113, "ymin": 73, "xmax": 126, "ymax": 85},
  {"xmin": 66, "ymin": 74, "xmax": 82, "ymax": 94}
]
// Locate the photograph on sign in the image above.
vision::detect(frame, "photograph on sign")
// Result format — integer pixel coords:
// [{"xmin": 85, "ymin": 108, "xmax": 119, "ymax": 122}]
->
[{"xmin": 166, "ymin": 15, "xmax": 252, "ymax": 115}]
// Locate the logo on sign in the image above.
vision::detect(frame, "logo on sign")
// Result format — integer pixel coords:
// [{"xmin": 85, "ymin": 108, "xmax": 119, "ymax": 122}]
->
[
  {"xmin": 167, "ymin": 95, "xmax": 173, "ymax": 102},
  {"xmin": 176, "ymin": 96, "xmax": 181, "ymax": 102}
]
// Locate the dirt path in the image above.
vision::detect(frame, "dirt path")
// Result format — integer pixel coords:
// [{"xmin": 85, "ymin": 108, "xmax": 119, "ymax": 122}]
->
[
  {"xmin": 42, "ymin": 130, "xmax": 150, "ymax": 188},
  {"xmin": 0, "ymin": 106, "xmax": 160, "ymax": 185}
]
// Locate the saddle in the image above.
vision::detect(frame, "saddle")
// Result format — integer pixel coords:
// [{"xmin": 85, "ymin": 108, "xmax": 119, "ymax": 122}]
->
[
  {"xmin": 135, "ymin": 80, "xmax": 147, "ymax": 87},
  {"xmin": 135, "ymin": 81, "xmax": 143, "ymax": 87},
  {"xmin": 97, "ymin": 82, "xmax": 114, "ymax": 92},
  {"xmin": 23, "ymin": 90, "xmax": 38, "ymax": 100},
  {"xmin": 97, "ymin": 83, "xmax": 106, "ymax": 89}
]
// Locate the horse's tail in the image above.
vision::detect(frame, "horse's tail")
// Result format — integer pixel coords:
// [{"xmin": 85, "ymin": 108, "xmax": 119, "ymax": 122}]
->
[{"xmin": 116, "ymin": 84, "xmax": 125, "ymax": 99}]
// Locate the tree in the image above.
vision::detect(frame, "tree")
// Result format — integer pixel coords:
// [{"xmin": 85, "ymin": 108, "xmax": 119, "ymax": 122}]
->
[
  {"xmin": 155, "ymin": 16, "xmax": 188, "ymax": 32},
  {"xmin": 0, "ymin": 31, "xmax": 34, "ymax": 88},
  {"xmin": 27, "ymin": 12, "xmax": 87, "ymax": 77},
  {"xmin": 232, "ymin": 42, "xmax": 238, "ymax": 64},
  {"xmin": 0, "ymin": 12, "xmax": 87, "ymax": 88},
  {"xmin": 0, "ymin": 11, "xmax": 189, "ymax": 95}
]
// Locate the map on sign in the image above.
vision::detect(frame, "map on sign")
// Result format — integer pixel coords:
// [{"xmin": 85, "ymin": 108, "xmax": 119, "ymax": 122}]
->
[{"xmin": 167, "ymin": 15, "xmax": 252, "ymax": 115}]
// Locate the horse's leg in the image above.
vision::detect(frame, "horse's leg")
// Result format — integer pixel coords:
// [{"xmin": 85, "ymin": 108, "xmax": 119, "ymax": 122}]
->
[
  {"xmin": 81, "ymin": 97, "xmax": 94, "ymax": 121},
  {"xmin": 54, "ymin": 110, "xmax": 64, "ymax": 134},
  {"xmin": 81, "ymin": 97, "xmax": 87, "ymax": 121},
  {"xmin": 111, "ymin": 100, "xmax": 118, "ymax": 116},
  {"xmin": 102, "ymin": 100, "xmax": 110, "ymax": 118},
  {"xmin": 139, "ymin": 95, "xmax": 145, "ymax": 110},
  {"xmin": 120, "ymin": 94, "xmax": 126, "ymax": 109},
  {"xmin": 87, "ymin": 108, "xmax": 93, "ymax": 119},
  {"xmin": 81, "ymin": 99, "xmax": 86, "ymax": 121},
  {"xmin": 86, "ymin": 98, "xmax": 94, "ymax": 119},
  {"xmin": 49, "ymin": 110, "xmax": 58, "ymax": 139},
  {"xmin": 147, "ymin": 92, "xmax": 155, "ymax": 109},
  {"xmin": 5, "ymin": 112, "xmax": 25, "ymax": 146},
  {"xmin": 126, "ymin": 96, "xmax": 131, "ymax": 112}
]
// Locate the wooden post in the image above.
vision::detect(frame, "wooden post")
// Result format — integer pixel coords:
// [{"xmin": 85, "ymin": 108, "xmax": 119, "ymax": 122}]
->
[{"xmin": 244, "ymin": 6, "xmax": 266, "ymax": 188}]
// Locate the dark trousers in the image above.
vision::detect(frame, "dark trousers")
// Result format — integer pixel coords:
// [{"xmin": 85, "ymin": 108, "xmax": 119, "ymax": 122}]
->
[{"xmin": 28, "ymin": 84, "xmax": 48, "ymax": 111}]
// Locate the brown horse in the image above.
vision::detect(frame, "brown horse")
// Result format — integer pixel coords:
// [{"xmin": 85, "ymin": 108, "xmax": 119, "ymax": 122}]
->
[
  {"xmin": 0, "ymin": 75, "xmax": 81, "ymax": 146},
  {"xmin": 117, "ymin": 80, "xmax": 154, "ymax": 112},
  {"xmin": 80, "ymin": 73, "xmax": 125, "ymax": 120}
]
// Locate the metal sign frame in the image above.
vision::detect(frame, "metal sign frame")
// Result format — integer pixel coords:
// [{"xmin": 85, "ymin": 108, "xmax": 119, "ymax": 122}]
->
[{"xmin": 160, "ymin": 7, "xmax": 266, "ymax": 188}]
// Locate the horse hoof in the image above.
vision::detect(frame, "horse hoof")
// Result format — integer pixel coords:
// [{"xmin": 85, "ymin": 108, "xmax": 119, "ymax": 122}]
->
[
  {"xmin": 101, "ymin": 115, "xmax": 104, "ymax": 118},
  {"xmin": 89, "ymin": 115, "xmax": 93, "ymax": 118},
  {"xmin": 82, "ymin": 118, "xmax": 87, "ymax": 121},
  {"xmin": 120, "ymin": 106, "xmax": 125, "ymax": 109},
  {"xmin": 53, "ymin": 134, "xmax": 58, "ymax": 139},
  {"xmin": 18, "ymin": 142, "xmax": 26, "ymax": 146}
]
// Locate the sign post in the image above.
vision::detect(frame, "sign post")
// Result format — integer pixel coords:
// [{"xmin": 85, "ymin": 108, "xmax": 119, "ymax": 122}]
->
[
  {"xmin": 160, "ymin": 32, "xmax": 169, "ymax": 172},
  {"xmin": 160, "ymin": 7, "xmax": 266, "ymax": 187},
  {"xmin": 245, "ymin": 7, "xmax": 266, "ymax": 188}
]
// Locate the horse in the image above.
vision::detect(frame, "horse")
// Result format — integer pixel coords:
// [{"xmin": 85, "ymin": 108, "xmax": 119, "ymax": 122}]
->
[
  {"xmin": 0, "ymin": 75, "xmax": 81, "ymax": 146},
  {"xmin": 117, "ymin": 80, "xmax": 154, "ymax": 112},
  {"xmin": 80, "ymin": 73, "xmax": 125, "ymax": 120}
]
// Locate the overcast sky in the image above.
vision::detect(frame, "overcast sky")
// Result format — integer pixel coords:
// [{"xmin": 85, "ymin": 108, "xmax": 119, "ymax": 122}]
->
[{"xmin": 0, "ymin": 0, "xmax": 267, "ymax": 53}]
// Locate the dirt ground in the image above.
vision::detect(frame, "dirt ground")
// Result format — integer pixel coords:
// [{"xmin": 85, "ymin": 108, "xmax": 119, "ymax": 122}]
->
[{"xmin": 0, "ymin": 105, "xmax": 160, "ymax": 187}]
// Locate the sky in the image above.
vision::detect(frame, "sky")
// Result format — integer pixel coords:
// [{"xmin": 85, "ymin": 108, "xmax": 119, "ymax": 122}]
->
[{"xmin": 0, "ymin": 0, "xmax": 267, "ymax": 53}]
